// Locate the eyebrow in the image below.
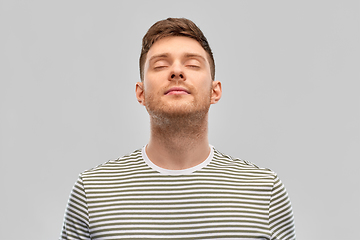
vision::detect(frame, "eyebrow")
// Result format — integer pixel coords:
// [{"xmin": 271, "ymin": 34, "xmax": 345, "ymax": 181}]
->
[
  {"xmin": 183, "ymin": 53, "xmax": 206, "ymax": 62},
  {"xmin": 148, "ymin": 53, "xmax": 170, "ymax": 63}
]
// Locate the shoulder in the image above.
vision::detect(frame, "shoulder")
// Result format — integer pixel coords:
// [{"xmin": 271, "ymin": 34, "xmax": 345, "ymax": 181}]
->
[
  {"xmin": 211, "ymin": 147, "xmax": 278, "ymax": 179},
  {"xmin": 80, "ymin": 148, "xmax": 145, "ymax": 178}
]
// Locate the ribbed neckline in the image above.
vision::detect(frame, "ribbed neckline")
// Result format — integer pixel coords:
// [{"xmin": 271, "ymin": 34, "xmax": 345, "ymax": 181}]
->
[{"xmin": 142, "ymin": 145, "xmax": 214, "ymax": 175}]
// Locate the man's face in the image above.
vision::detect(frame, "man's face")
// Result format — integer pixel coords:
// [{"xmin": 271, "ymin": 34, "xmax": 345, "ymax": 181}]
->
[{"xmin": 136, "ymin": 36, "xmax": 221, "ymax": 121}]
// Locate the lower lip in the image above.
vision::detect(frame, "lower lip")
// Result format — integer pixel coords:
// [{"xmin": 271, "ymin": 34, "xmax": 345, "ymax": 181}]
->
[{"xmin": 166, "ymin": 91, "xmax": 189, "ymax": 95}]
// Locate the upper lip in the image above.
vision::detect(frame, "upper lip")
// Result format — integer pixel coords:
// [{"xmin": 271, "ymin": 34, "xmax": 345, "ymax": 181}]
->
[{"xmin": 165, "ymin": 87, "xmax": 190, "ymax": 95}]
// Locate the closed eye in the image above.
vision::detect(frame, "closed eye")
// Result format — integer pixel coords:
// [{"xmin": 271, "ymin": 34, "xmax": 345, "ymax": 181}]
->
[
  {"xmin": 154, "ymin": 65, "xmax": 168, "ymax": 70},
  {"xmin": 153, "ymin": 60, "xmax": 170, "ymax": 70},
  {"xmin": 185, "ymin": 58, "xmax": 201, "ymax": 69},
  {"xmin": 186, "ymin": 65, "xmax": 200, "ymax": 69}
]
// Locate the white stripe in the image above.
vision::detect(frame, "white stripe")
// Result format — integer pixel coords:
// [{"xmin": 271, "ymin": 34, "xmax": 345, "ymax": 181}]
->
[{"xmin": 89, "ymin": 211, "xmax": 269, "ymax": 222}]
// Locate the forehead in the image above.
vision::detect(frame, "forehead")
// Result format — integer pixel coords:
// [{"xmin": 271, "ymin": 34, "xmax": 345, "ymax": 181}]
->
[{"xmin": 146, "ymin": 36, "xmax": 208, "ymax": 62}]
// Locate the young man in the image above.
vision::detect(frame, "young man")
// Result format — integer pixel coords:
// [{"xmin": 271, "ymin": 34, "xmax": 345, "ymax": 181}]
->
[{"xmin": 60, "ymin": 18, "xmax": 296, "ymax": 239}]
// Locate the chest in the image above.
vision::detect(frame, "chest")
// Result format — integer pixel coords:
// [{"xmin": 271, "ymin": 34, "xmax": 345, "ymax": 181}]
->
[{"xmin": 84, "ymin": 175, "xmax": 273, "ymax": 239}]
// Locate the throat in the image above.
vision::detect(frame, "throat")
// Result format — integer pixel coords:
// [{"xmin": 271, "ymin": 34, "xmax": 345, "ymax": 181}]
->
[
  {"xmin": 151, "ymin": 113, "xmax": 208, "ymax": 146},
  {"xmin": 147, "ymin": 115, "xmax": 210, "ymax": 170}
]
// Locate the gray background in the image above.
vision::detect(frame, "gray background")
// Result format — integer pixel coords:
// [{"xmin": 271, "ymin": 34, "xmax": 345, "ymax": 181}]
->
[{"xmin": 0, "ymin": 0, "xmax": 359, "ymax": 239}]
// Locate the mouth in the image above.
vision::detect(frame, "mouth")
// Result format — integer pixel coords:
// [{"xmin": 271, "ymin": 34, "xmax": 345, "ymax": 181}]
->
[{"xmin": 165, "ymin": 87, "xmax": 190, "ymax": 95}]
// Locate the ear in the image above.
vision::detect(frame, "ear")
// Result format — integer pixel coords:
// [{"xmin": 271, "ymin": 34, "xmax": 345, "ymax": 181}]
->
[
  {"xmin": 210, "ymin": 81, "xmax": 222, "ymax": 104},
  {"xmin": 135, "ymin": 82, "xmax": 145, "ymax": 106}
]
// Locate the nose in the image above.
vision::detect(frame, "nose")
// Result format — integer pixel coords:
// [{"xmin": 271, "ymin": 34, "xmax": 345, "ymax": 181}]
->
[
  {"xmin": 169, "ymin": 62, "xmax": 186, "ymax": 81},
  {"xmin": 170, "ymin": 73, "xmax": 184, "ymax": 79}
]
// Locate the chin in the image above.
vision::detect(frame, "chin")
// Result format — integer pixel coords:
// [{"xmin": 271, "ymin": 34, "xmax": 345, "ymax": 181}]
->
[
  {"xmin": 145, "ymin": 97, "xmax": 211, "ymax": 119},
  {"xmin": 151, "ymin": 103, "xmax": 210, "ymax": 119}
]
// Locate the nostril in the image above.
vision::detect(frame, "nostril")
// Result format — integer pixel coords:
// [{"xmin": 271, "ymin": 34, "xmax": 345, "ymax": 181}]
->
[{"xmin": 170, "ymin": 73, "xmax": 185, "ymax": 79}]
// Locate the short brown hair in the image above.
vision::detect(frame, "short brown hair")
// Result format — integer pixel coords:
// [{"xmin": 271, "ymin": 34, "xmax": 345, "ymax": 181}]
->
[{"xmin": 139, "ymin": 17, "xmax": 215, "ymax": 81}]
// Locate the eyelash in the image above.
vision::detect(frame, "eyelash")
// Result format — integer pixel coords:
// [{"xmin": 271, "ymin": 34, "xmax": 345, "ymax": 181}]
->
[
  {"xmin": 186, "ymin": 65, "xmax": 200, "ymax": 69},
  {"xmin": 154, "ymin": 66, "xmax": 168, "ymax": 70}
]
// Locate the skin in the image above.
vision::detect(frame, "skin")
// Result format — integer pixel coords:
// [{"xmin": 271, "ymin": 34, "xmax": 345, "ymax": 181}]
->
[{"xmin": 136, "ymin": 36, "xmax": 222, "ymax": 170}]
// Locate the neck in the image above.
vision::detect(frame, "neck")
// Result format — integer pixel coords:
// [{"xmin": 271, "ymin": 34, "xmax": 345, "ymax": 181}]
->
[{"xmin": 146, "ymin": 113, "xmax": 210, "ymax": 170}]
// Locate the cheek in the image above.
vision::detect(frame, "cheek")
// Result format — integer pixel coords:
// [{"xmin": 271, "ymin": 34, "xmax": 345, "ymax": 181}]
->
[
  {"xmin": 143, "ymin": 76, "xmax": 157, "ymax": 93},
  {"xmin": 198, "ymin": 76, "xmax": 213, "ymax": 94},
  {"xmin": 143, "ymin": 80, "xmax": 164, "ymax": 99},
  {"xmin": 144, "ymin": 71, "xmax": 166, "ymax": 89}
]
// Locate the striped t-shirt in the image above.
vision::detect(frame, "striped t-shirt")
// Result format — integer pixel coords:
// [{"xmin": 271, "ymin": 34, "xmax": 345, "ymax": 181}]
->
[{"xmin": 60, "ymin": 146, "xmax": 296, "ymax": 239}]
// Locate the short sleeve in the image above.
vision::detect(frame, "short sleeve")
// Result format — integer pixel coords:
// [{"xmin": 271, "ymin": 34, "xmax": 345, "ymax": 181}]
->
[
  {"xmin": 60, "ymin": 175, "xmax": 91, "ymax": 240},
  {"xmin": 269, "ymin": 175, "xmax": 296, "ymax": 239}
]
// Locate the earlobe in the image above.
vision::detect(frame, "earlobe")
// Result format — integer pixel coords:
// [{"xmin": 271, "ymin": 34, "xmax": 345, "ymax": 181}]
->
[
  {"xmin": 211, "ymin": 81, "xmax": 222, "ymax": 104},
  {"xmin": 135, "ymin": 82, "xmax": 145, "ymax": 106}
]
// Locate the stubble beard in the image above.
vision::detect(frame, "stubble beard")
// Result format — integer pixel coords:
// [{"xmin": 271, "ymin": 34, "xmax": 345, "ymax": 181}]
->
[{"xmin": 144, "ymin": 91, "xmax": 211, "ymax": 137}]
